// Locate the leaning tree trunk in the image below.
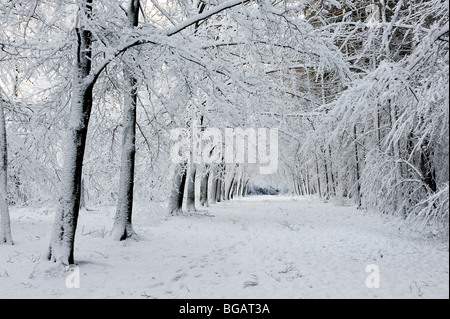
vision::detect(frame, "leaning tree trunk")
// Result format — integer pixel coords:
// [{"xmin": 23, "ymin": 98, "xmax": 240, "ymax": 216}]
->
[
  {"xmin": 0, "ymin": 94, "xmax": 13, "ymax": 245},
  {"xmin": 199, "ymin": 165, "xmax": 209, "ymax": 207},
  {"xmin": 237, "ymin": 172, "xmax": 245, "ymax": 198},
  {"xmin": 111, "ymin": 0, "xmax": 140, "ymax": 241},
  {"xmin": 47, "ymin": 1, "xmax": 93, "ymax": 265},
  {"xmin": 243, "ymin": 179, "xmax": 249, "ymax": 197}
]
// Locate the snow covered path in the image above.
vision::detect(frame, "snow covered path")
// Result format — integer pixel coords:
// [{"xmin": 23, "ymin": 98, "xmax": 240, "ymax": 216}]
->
[{"xmin": 0, "ymin": 196, "xmax": 448, "ymax": 299}]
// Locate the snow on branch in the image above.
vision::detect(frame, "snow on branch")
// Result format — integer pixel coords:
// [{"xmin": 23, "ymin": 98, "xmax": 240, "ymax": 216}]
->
[
  {"xmin": 166, "ymin": 0, "xmax": 251, "ymax": 37},
  {"xmin": 87, "ymin": 0, "xmax": 252, "ymax": 87}
]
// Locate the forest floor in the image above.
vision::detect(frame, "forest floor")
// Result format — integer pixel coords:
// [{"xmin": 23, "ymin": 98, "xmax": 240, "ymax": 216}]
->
[{"xmin": 0, "ymin": 195, "xmax": 448, "ymax": 299}]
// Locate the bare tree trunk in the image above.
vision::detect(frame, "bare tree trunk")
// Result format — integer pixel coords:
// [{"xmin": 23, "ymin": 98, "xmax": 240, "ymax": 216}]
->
[
  {"xmin": 199, "ymin": 166, "xmax": 209, "ymax": 207},
  {"xmin": 184, "ymin": 164, "xmax": 196, "ymax": 212},
  {"xmin": 0, "ymin": 94, "xmax": 13, "ymax": 245},
  {"xmin": 237, "ymin": 172, "xmax": 245, "ymax": 198},
  {"xmin": 300, "ymin": 172, "xmax": 307, "ymax": 195},
  {"xmin": 389, "ymin": 101, "xmax": 403, "ymax": 214},
  {"xmin": 227, "ymin": 172, "xmax": 236, "ymax": 200},
  {"xmin": 233, "ymin": 175, "xmax": 240, "ymax": 199},
  {"xmin": 215, "ymin": 178, "xmax": 221, "ymax": 202},
  {"xmin": 111, "ymin": 68, "xmax": 138, "ymax": 240},
  {"xmin": 328, "ymin": 145, "xmax": 336, "ymax": 196},
  {"xmin": 294, "ymin": 177, "xmax": 301, "ymax": 195},
  {"xmin": 376, "ymin": 108, "xmax": 382, "ymax": 151},
  {"xmin": 305, "ymin": 167, "xmax": 311, "ymax": 195},
  {"xmin": 168, "ymin": 163, "xmax": 187, "ymax": 215},
  {"xmin": 315, "ymin": 160, "xmax": 322, "ymax": 197},
  {"xmin": 235, "ymin": 171, "xmax": 242, "ymax": 198},
  {"xmin": 420, "ymin": 138, "xmax": 437, "ymax": 193},
  {"xmin": 111, "ymin": 0, "xmax": 140, "ymax": 241},
  {"xmin": 353, "ymin": 125, "xmax": 362, "ymax": 208},
  {"xmin": 324, "ymin": 155, "xmax": 330, "ymax": 200},
  {"xmin": 215, "ymin": 166, "xmax": 223, "ymax": 202},
  {"xmin": 221, "ymin": 166, "xmax": 227, "ymax": 200},
  {"xmin": 48, "ymin": 0, "xmax": 94, "ymax": 265},
  {"xmin": 242, "ymin": 179, "xmax": 249, "ymax": 197},
  {"xmin": 80, "ymin": 177, "xmax": 86, "ymax": 209},
  {"xmin": 207, "ymin": 166, "xmax": 217, "ymax": 205}
]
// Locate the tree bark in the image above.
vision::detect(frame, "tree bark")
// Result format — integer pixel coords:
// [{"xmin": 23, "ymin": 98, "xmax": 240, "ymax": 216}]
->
[
  {"xmin": 353, "ymin": 125, "xmax": 362, "ymax": 208},
  {"xmin": 80, "ymin": 177, "xmax": 86, "ymax": 209},
  {"xmin": 215, "ymin": 169, "xmax": 223, "ymax": 203},
  {"xmin": 315, "ymin": 160, "xmax": 322, "ymax": 197},
  {"xmin": 242, "ymin": 179, "xmax": 249, "ymax": 197},
  {"xmin": 184, "ymin": 164, "xmax": 196, "ymax": 212},
  {"xmin": 293, "ymin": 177, "xmax": 300, "ymax": 195},
  {"xmin": 199, "ymin": 166, "xmax": 209, "ymax": 207},
  {"xmin": 234, "ymin": 171, "xmax": 242, "ymax": 198},
  {"xmin": 227, "ymin": 172, "xmax": 236, "ymax": 200},
  {"xmin": 112, "ymin": 0, "xmax": 140, "ymax": 241},
  {"xmin": 168, "ymin": 163, "xmax": 187, "ymax": 215},
  {"xmin": 221, "ymin": 166, "xmax": 227, "ymax": 200},
  {"xmin": 0, "ymin": 94, "xmax": 13, "ymax": 245},
  {"xmin": 111, "ymin": 67, "xmax": 138, "ymax": 240},
  {"xmin": 305, "ymin": 167, "xmax": 311, "ymax": 195},
  {"xmin": 389, "ymin": 100, "xmax": 403, "ymax": 214},
  {"xmin": 324, "ymin": 155, "xmax": 330, "ymax": 200},
  {"xmin": 237, "ymin": 172, "xmax": 244, "ymax": 198},
  {"xmin": 328, "ymin": 145, "xmax": 336, "ymax": 196},
  {"xmin": 207, "ymin": 166, "xmax": 217, "ymax": 205},
  {"xmin": 47, "ymin": 0, "xmax": 93, "ymax": 265},
  {"xmin": 420, "ymin": 138, "xmax": 437, "ymax": 193}
]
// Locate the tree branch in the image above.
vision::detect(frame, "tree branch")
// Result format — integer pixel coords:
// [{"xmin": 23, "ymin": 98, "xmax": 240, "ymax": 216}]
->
[
  {"xmin": 166, "ymin": 0, "xmax": 251, "ymax": 36},
  {"xmin": 86, "ymin": 0, "xmax": 252, "ymax": 87}
]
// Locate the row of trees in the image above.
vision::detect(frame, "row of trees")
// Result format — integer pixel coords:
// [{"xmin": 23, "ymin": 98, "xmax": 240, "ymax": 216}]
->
[
  {"xmin": 1, "ymin": 0, "xmax": 343, "ymax": 264},
  {"xmin": 0, "ymin": 0, "xmax": 448, "ymax": 264},
  {"xmin": 291, "ymin": 0, "xmax": 449, "ymax": 233}
]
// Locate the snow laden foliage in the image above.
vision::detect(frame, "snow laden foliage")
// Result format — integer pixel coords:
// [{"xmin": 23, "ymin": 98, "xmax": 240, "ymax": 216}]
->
[
  {"xmin": 1, "ymin": 0, "xmax": 352, "ymax": 264},
  {"xmin": 0, "ymin": 0, "xmax": 448, "ymax": 264},
  {"xmin": 297, "ymin": 0, "xmax": 449, "ymax": 236},
  {"xmin": 0, "ymin": 1, "xmax": 71, "ymax": 206}
]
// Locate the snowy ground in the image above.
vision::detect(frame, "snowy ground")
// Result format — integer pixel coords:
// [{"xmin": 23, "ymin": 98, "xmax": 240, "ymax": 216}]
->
[{"xmin": 0, "ymin": 195, "xmax": 448, "ymax": 299}]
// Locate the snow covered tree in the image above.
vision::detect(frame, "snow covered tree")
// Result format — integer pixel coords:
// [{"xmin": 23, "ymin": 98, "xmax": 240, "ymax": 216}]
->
[
  {"xmin": 168, "ymin": 162, "xmax": 188, "ymax": 215},
  {"xmin": 0, "ymin": 92, "xmax": 13, "ymax": 245},
  {"xmin": 298, "ymin": 0, "xmax": 449, "ymax": 233},
  {"xmin": 47, "ymin": 0, "xmax": 95, "ymax": 264},
  {"xmin": 1, "ymin": 0, "xmax": 446, "ymax": 261},
  {"xmin": 111, "ymin": 0, "xmax": 140, "ymax": 241}
]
